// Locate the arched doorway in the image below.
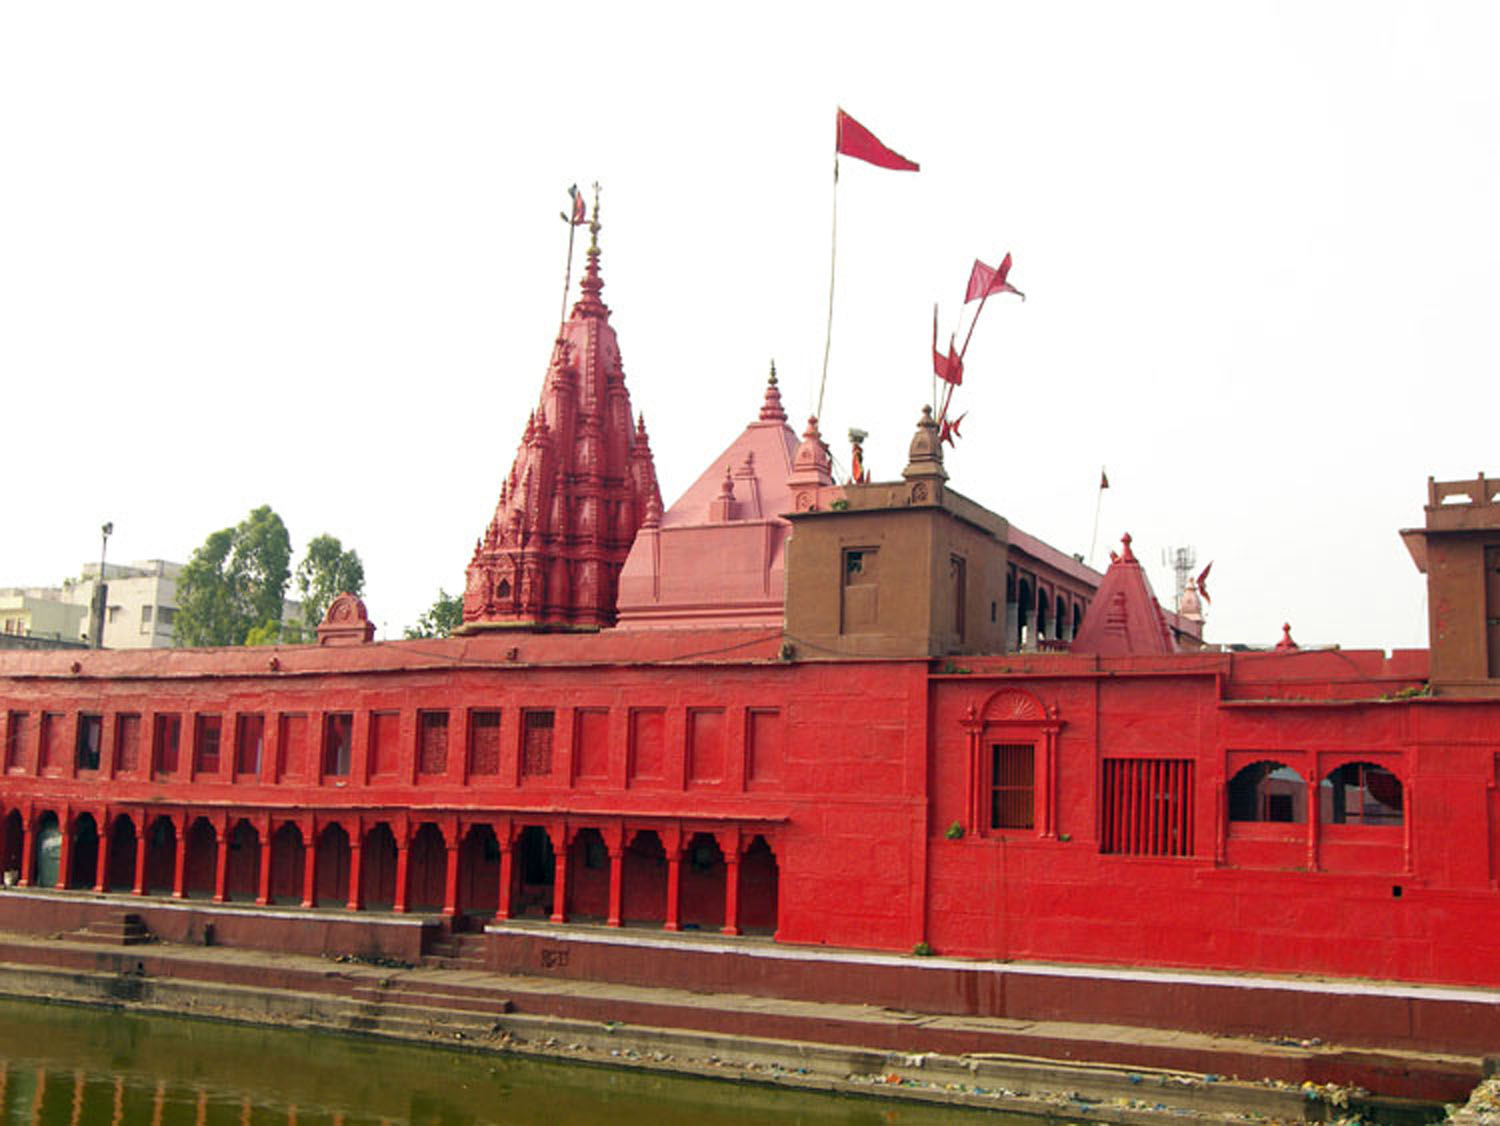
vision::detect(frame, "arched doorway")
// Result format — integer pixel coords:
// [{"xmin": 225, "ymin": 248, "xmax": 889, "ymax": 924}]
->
[
  {"xmin": 0, "ymin": 810, "xmax": 22, "ymax": 883},
  {"xmin": 105, "ymin": 814, "xmax": 137, "ymax": 892},
  {"xmin": 33, "ymin": 812, "xmax": 62, "ymax": 889},
  {"xmin": 361, "ymin": 824, "xmax": 398, "ymax": 910},
  {"xmin": 740, "ymin": 835, "xmax": 779, "ymax": 934},
  {"xmin": 621, "ymin": 829, "xmax": 666, "ymax": 925},
  {"xmin": 680, "ymin": 832, "xmax": 726, "ymax": 930},
  {"xmin": 514, "ymin": 825, "xmax": 555, "ymax": 918},
  {"xmin": 182, "ymin": 818, "xmax": 217, "ymax": 898},
  {"xmin": 314, "ymin": 823, "xmax": 351, "ymax": 907},
  {"xmin": 458, "ymin": 824, "xmax": 500, "ymax": 920},
  {"xmin": 567, "ymin": 828, "xmax": 609, "ymax": 921},
  {"xmin": 68, "ymin": 812, "xmax": 100, "ymax": 890},
  {"xmin": 225, "ymin": 820, "xmax": 260, "ymax": 901},
  {"xmin": 407, "ymin": 823, "xmax": 446, "ymax": 912},
  {"xmin": 144, "ymin": 816, "xmax": 177, "ymax": 895},
  {"xmin": 269, "ymin": 823, "xmax": 305, "ymax": 905}
]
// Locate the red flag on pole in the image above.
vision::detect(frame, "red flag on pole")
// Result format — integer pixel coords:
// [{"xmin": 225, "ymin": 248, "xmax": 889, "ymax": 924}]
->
[
  {"xmin": 1196, "ymin": 561, "xmax": 1212, "ymax": 602},
  {"xmin": 562, "ymin": 184, "xmax": 586, "ymax": 225},
  {"xmin": 1100, "ymin": 469, "xmax": 1110, "ymax": 489},
  {"xmin": 933, "ymin": 340, "xmax": 963, "ymax": 386},
  {"xmin": 836, "ymin": 109, "xmax": 920, "ymax": 171},
  {"xmin": 965, "ymin": 254, "xmax": 1026, "ymax": 302}
]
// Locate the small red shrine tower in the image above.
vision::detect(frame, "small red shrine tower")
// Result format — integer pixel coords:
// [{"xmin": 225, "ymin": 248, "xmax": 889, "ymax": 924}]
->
[{"xmin": 459, "ymin": 197, "xmax": 662, "ymax": 632}]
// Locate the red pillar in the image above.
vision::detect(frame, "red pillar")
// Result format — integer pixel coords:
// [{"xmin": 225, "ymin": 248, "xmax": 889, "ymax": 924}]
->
[
  {"xmin": 722, "ymin": 853, "xmax": 741, "ymax": 936},
  {"xmin": 256, "ymin": 833, "xmax": 272, "ymax": 906},
  {"xmin": 57, "ymin": 816, "xmax": 72, "ymax": 890},
  {"xmin": 93, "ymin": 817, "xmax": 108, "ymax": 893},
  {"xmin": 442, "ymin": 834, "xmax": 459, "ymax": 918},
  {"xmin": 301, "ymin": 826, "xmax": 318, "ymax": 908},
  {"xmin": 212, "ymin": 824, "xmax": 229, "ymax": 904},
  {"xmin": 18, "ymin": 817, "xmax": 32, "ymax": 888},
  {"xmin": 549, "ymin": 830, "xmax": 568, "ymax": 924},
  {"xmin": 171, "ymin": 819, "xmax": 187, "ymax": 899},
  {"xmin": 132, "ymin": 815, "xmax": 147, "ymax": 896},
  {"xmin": 664, "ymin": 848, "xmax": 682, "ymax": 932},
  {"xmin": 495, "ymin": 835, "xmax": 512, "ymax": 921},
  {"xmin": 606, "ymin": 847, "xmax": 623, "ymax": 928},
  {"xmin": 393, "ymin": 841, "xmax": 410, "ymax": 914},
  {"xmin": 346, "ymin": 838, "xmax": 364, "ymax": 912}
]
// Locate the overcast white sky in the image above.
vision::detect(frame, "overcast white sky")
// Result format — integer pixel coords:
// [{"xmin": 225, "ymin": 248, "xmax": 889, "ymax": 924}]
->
[{"xmin": 3, "ymin": 3, "xmax": 1496, "ymax": 650}]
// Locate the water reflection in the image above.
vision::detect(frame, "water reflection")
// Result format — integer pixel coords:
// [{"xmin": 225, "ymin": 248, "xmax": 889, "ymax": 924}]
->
[{"xmin": 0, "ymin": 998, "xmax": 1009, "ymax": 1125}]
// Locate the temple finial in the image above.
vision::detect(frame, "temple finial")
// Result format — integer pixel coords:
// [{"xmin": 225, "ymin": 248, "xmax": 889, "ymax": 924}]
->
[
  {"xmin": 759, "ymin": 360, "xmax": 788, "ymax": 422},
  {"xmin": 589, "ymin": 181, "xmax": 601, "ymax": 253}
]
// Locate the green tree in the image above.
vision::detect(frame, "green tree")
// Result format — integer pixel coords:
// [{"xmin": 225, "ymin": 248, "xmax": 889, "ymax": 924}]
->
[
  {"xmin": 173, "ymin": 506, "xmax": 292, "ymax": 647},
  {"xmin": 296, "ymin": 534, "xmax": 365, "ymax": 633},
  {"xmin": 404, "ymin": 588, "xmax": 463, "ymax": 639}
]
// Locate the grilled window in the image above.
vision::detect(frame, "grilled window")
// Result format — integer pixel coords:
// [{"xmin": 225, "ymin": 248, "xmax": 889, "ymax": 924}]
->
[
  {"xmin": 990, "ymin": 743, "xmax": 1034, "ymax": 830},
  {"xmin": 1101, "ymin": 758, "xmax": 1193, "ymax": 857}
]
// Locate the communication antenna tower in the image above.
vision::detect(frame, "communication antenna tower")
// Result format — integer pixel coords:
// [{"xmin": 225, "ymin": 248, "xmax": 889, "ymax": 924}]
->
[{"xmin": 1162, "ymin": 545, "xmax": 1196, "ymax": 613}]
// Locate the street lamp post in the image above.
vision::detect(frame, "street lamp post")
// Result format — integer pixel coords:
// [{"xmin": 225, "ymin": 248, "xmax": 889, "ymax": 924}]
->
[{"xmin": 94, "ymin": 522, "xmax": 113, "ymax": 649}]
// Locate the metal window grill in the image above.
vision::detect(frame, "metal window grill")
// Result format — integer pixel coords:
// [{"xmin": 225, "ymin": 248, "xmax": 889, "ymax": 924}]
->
[
  {"xmin": 522, "ymin": 711, "xmax": 554, "ymax": 776},
  {"xmin": 990, "ymin": 743, "xmax": 1035, "ymax": 830},
  {"xmin": 1101, "ymin": 758, "xmax": 1194, "ymax": 857},
  {"xmin": 469, "ymin": 711, "xmax": 501, "ymax": 775}
]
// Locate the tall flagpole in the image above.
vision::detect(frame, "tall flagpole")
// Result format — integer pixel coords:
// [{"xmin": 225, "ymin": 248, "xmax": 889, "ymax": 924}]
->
[
  {"xmin": 1088, "ymin": 467, "xmax": 1107, "ymax": 567},
  {"xmin": 558, "ymin": 185, "xmax": 580, "ymax": 329},
  {"xmin": 816, "ymin": 155, "xmax": 839, "ymax": 422}
]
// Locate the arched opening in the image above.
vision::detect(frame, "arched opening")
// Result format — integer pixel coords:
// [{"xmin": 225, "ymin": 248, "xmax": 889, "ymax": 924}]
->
[
  {"xmin": 0, "ymin": 810, "xmax": 22, "ymax": 882},
  {"xmin": 1016, "ymin": 578, "xmax": 1033, "ymax": 649},
  {"xmin": 32, "ymin": 812, "xmax": 62, "ymax": 889},
  {"xmin": 458, "ymin": 824, "xmax": 500, "ymax": 920},
  {"xmin": 1073, "ymin": 602, "xmax": 1085, "ymax": 639},
  {"xmin": 567, "ymin": 828, "xmax": 609, "ymax": 922},
  {"xmin": 739, "ymin": 835, "xmax": 779, "ymax": 934},
  {"xmin": 68, "ymin": 812, "xmax": 100, "ymax": 890},
  {"xmin": 1055, "ymin": 594, "xmax": 1070, "ymax": 642},
  {"xmin": 315, "ymin": 823, "xmax": 351, "ymax": 907},
  {"xmin": 361, "ymin": 824, "xmax": 398, "ymax": 910},
  {"xmin": 407, "ymin": 823, "xmax": 447, "ymax": 912},
  {"xmin": 105, "ymin": 814, "xmax": 137, "ymax": 892},
  {"xmin": 514, "ymin": 825, "xmax": 555, "ymax": 918},
  {"xmin": 225, "ymin": 820, "xmax": 260, "ymax": 902},
  {"xmin": 144, "ymin": 816, "xmax": 177, "ymax": 895},
  {"xmin": 1035, "ymin": 591, "xmax": 1050, "ymax": 642},
  {"xmin": 1321, "ymin": 761, "xmax": 1403, "ymax": 825},
  {"xmin": 268, "ymin": 822, "xmax": 305, "ymax": 905},
  {"xmin": 622, "ymin": 829, "xmax": 667, "ymax": 925},
  {"xmin": 681, "ymin": 832, "xmax": 726, "ymax": 931},
  {"xmin": 1228, "ymin": 761, "xmax": 1305, "ymax": 823},
  {"xmin": 182, "ymin": 818, "xmax": 217, "ymax": 898}
]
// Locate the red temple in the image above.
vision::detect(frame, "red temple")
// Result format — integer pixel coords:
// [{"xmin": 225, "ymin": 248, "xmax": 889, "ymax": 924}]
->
[{"xmin": 4, "ymin": 210, "xmax": 1500, "ymax": 1076}]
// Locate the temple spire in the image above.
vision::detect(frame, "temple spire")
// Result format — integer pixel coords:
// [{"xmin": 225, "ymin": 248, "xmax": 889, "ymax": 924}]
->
[{"xmin": 459, "ymin": 189, "xmax": 654, "ymax": 634}]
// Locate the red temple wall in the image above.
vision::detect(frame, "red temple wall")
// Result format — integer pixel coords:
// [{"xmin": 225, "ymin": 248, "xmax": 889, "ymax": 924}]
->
[{"xmin": 8, "ymin": 639, "xmax": 1500, "ymax": 986}]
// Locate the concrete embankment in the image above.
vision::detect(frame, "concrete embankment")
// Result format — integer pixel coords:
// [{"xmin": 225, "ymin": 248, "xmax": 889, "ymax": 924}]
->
[{"xmin": 0, "ymin": 929, "xmax": 1466, "ymax": 1124}]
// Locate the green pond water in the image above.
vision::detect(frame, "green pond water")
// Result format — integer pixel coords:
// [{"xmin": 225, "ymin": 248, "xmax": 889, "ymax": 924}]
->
[{"xmin": 0, "ymin": 997, "xmax": 1018, "ymax": 1125}]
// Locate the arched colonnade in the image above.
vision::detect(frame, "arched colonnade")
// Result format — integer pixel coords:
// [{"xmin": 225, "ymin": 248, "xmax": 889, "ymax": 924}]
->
[{"xmin": 0, "ymin": 805, "xmax": 780, "ymax": 936}]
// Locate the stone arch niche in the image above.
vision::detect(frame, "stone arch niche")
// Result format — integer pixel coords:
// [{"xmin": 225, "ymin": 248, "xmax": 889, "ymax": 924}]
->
[{"xmin": 960, "ymin": 687, "xmax": 1063, "ymax": 838}]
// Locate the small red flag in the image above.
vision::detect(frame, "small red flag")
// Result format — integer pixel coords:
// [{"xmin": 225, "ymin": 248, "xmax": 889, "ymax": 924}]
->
[
  {"xmin": 1197, "ymin": 561, "xmax": 1212, "ymax": 603},
  {"xmin": 835, "ymin": 109, "xmax": 920, "ymax": 172},
  {"xmin": 966, "ymin": 254, "xmax": 1026, "ymax": 303},
  {"xmin": 933, "ymin": 341, "xmax": 963, "ymax": 386},
  {"xmin": 1099, "ymin": 469, "xmax": 1110, "ymax": 490},
  {"xmin": 561, "ymin": 184, "xmax": 586, "ymax": 226},
  {"xmin": 940, "ymin": 411, "xmax": 967, "ymax": 446}
]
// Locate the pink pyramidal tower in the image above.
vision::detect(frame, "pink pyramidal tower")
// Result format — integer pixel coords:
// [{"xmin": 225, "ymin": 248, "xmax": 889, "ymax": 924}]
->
[{"xmin": 459, "ymin": 195, "xmax": 662, "ymax": 633}]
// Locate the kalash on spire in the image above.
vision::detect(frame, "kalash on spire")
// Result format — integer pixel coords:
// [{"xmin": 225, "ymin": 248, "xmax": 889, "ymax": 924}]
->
[{"xmin": 457, "ymin": 188, "xmax": 663, "ymax": 633}]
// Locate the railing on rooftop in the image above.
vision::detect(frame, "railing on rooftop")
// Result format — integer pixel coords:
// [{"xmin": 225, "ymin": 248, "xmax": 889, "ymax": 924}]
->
[{"xmin": 1428, "ymin": 474, "xmax": 1500, "ymax": 508}]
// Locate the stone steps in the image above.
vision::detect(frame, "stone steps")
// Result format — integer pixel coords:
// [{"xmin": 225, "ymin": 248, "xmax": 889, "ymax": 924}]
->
[
  {"xmin": 72, "ymin": 911, "xmax": 151, "ymax": 947},
  {"xmin": 422, "ymin": 931, "xmax": 486, "ymax": 971}
]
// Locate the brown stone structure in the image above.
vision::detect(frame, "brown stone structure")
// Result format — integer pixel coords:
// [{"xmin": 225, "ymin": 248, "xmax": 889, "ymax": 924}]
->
[{"xmin": 1402, "ymin": 473, "xmax": 1500, "ymax": 695}]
